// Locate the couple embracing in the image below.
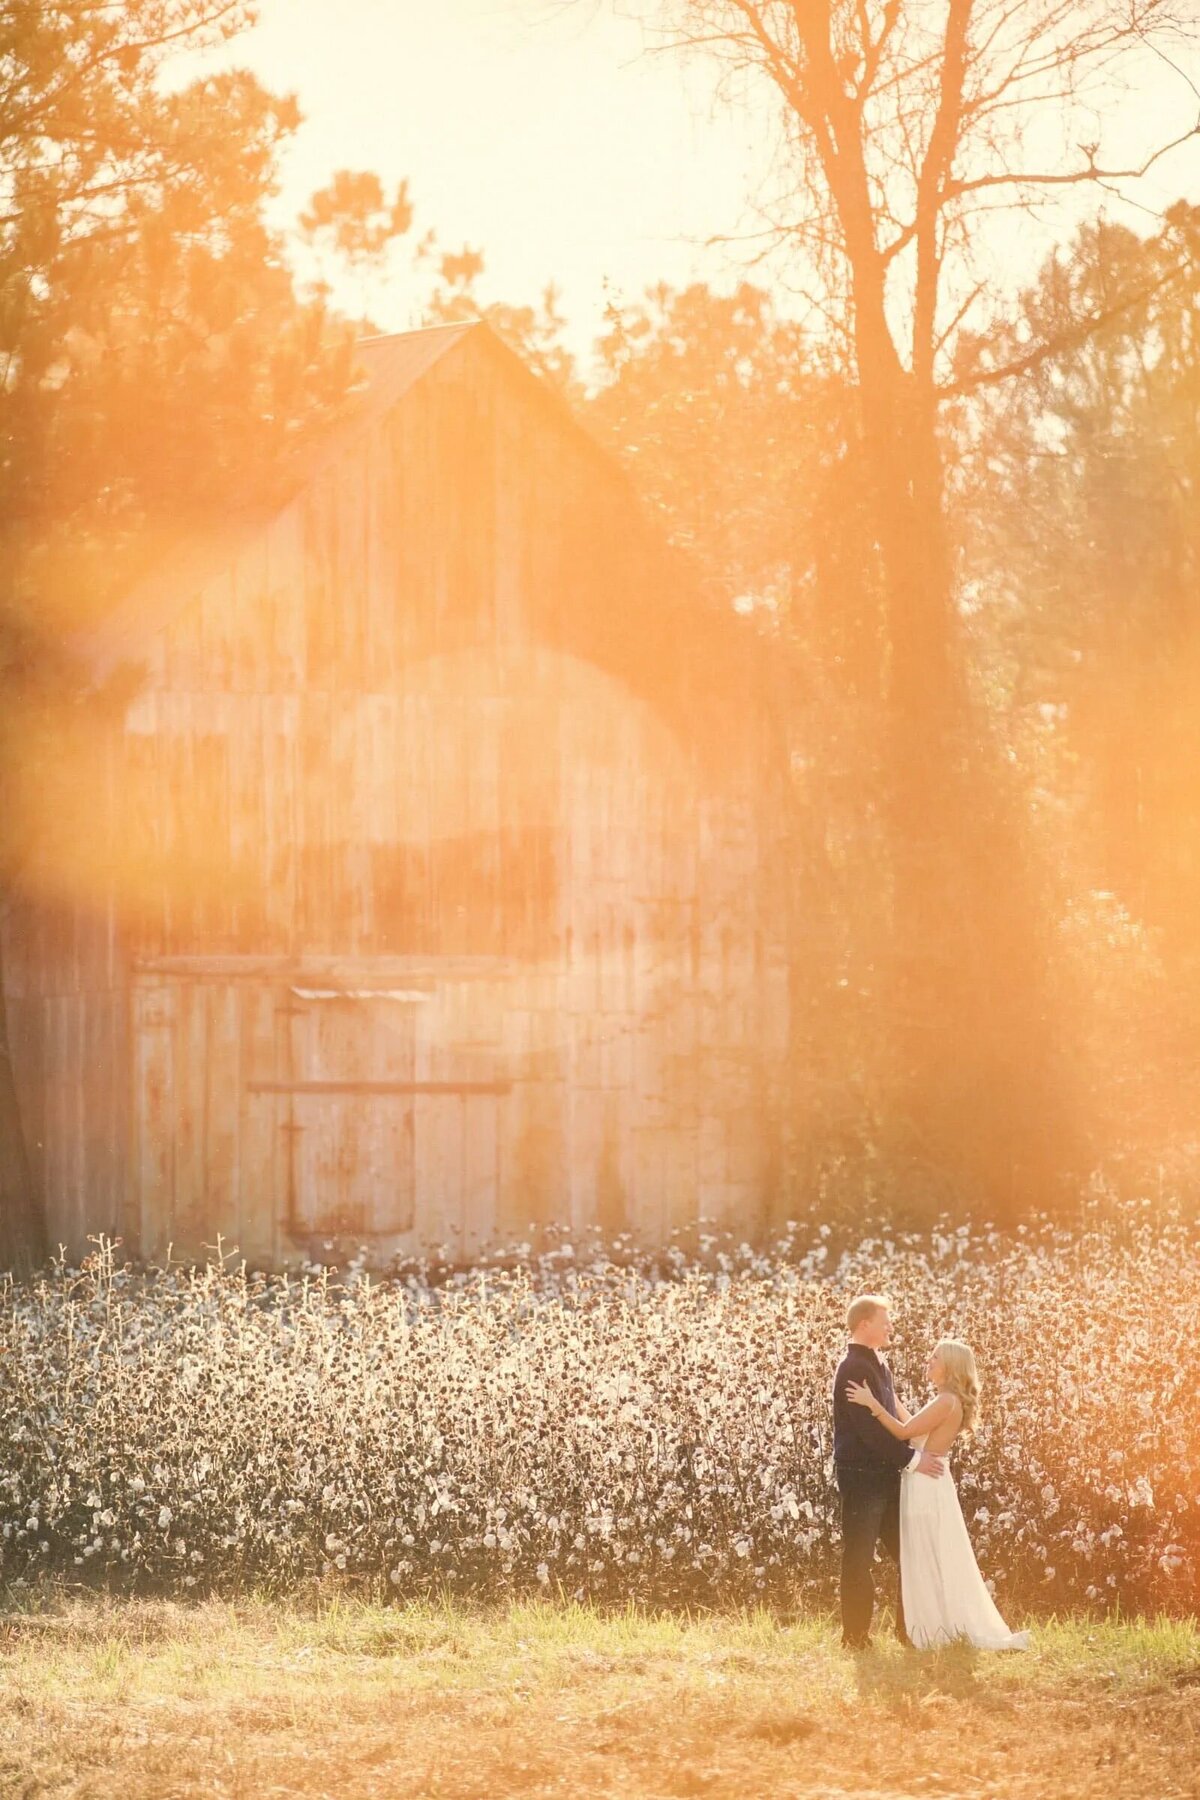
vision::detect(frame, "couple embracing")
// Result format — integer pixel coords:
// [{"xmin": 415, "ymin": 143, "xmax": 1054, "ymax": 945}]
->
[{"xmin": 833, "ymin": 1292, "xmax": 1030, "ymax": 1652}]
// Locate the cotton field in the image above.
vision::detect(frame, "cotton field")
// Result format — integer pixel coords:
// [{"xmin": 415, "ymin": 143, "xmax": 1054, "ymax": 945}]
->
[{"xmin": 0, "ymin": 1215, "xmax": 1194, "ymax": 1615}]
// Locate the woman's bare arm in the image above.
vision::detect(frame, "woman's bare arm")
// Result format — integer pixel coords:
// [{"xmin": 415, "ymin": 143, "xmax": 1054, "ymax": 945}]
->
[
  {"xmin": 846, "ymin": 1384, "xmax": 957, "ymax": 1441},
  {"xmin": 894, "ymin": 1395, "xmax": 913, "ymax": 1425}
]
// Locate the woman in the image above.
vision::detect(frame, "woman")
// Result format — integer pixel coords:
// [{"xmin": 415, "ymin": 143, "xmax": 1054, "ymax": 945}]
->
[{"xmin": 847, "ymin": 1340, "xmax": 1030, "ymax": 1651}]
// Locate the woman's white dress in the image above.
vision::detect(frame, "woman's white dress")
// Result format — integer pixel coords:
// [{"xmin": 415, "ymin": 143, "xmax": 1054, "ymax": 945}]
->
[{"xmin": 901, "ymin": 1435, "xmax": 1030, "ymax": 1650}]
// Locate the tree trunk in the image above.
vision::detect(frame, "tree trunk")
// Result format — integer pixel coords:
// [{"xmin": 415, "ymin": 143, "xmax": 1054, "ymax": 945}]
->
[{"xmin": 850, "ymin": 324, "xmax": 1079, "ymax": 1215}]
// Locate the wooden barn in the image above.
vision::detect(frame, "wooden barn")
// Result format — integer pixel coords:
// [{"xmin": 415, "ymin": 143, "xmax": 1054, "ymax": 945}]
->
[{"xmin": 1, "ymin": 320, "xmax": 791, "ymax": 1267}]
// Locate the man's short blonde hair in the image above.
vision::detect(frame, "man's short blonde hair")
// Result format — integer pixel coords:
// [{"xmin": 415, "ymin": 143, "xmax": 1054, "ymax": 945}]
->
[{"xmin": 846, "ymin": 1293, "xmax": 891, "ymax": 1333}]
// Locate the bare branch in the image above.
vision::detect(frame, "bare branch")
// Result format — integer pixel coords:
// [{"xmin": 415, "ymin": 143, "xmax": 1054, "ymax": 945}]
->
[
  {"xmin": 946, "ymin": 118, "xmax": 1200, "ymax": 206},
  {"xmin": 913, "ymin": 1, "xmax": 975, "ymax": 391}
]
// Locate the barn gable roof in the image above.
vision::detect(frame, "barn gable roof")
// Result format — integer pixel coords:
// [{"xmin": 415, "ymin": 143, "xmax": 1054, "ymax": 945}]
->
[
  {"xmin": 74, "ymin": 319, "xmax": 767, "ymax": 746},
  {"xmin": 76, "ymin": 321, "xmax": 478, "ymax": 676}
]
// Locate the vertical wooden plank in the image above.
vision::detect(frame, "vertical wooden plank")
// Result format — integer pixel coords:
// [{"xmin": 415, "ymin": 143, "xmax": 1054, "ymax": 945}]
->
[
  {"xmin": 404, "ymin": 693, "xmax": 433, "ymax": 949},
  {"xmin": 460, "ymin": 1087, "xmax": 496, "ymax": 1260},
  {"xmin": 261, "ymin": 695, "xmax": 298, "ymax": 954},
  {"xmin": 110, "ymin": 985, "xmax": 136, "ymax": 1255},
  {"xmin": 695, "ymin": 1103, "xmax": 726, "ymax": 1230},
  {"xmin": 202, "ymin": 983, "xmax": 240, "ymax": 1258},
  {"xmin": 237, "ymin": 982, "xmax": 279, "ymax": 1265},
  {"xmin": 163, "ymin": 592, "xmax": 203, "ymax": 691},
  {"xmin": 122, "ymin": 693, "xmax": 163, "ymax": 956},
  {"xmin": 329, "ymin": 995, "xmax": 367, "ymax": 1238},
  {"xmin": 76, "ymin": 995, "xmax": 101, "ymax": 1243},
  {"xmin": 199, "ymin": 567, "xmax": 236, "ymax": 693},
  {"xmin": 53, "ymin": 995, "xmax": 77, "ymax": 1256},
  {"xmin": 226, "ymin": 695, "xmax": 259, "ymax": 949},
  {"xmin": 370, "ymin": 997, "xmax": 416, "ymax": 1236},
  {"xmin": 37, "ymin": 998, "xmax": 62, "ymax": 1253},
  {"xmin": 172, "ymin": 979, "xmax": 208, "ymax": 1257},
  {"xmin": 565, "ymin": 1080, "xmax": 599, "ymax": 1238},
  {"xmin": 6, "ymin": 998, "xmax": 44, "ymax": 1212},
  {"xmin": 336, "ymin": 699, "xmax": 370, "ymax": 954},
  {"xmin": 133, "ymin": 980, "xmax": 176, "ymax": 1263},
  {"xmin": 663, "ymin": 1123, "xmax": 698, "ymax": 1241},
  {"xmin": 59, "ymin": 996, "xmax": 84, "ymax": 1254},
  {"xmin": 366, "ymin": 423, "xmax": 398, "ymax": 688},
  {"xmin": 157, "ymin": 693, "xmax": 186, "ymax": 952},
  {"xmin": 91, "ymin": 991, "xmax": 119, "ymax": 1242},
  {"xmin": 266, "ymin": 504, "xmax": 306, "ymax": 691},
  {"xmin": 630, "ymin": 1123, "xmax": 669, "ymax": 1249},
  {"xmin": 230, "ymin": 532, "xmax": 269, "ymax": 695},
  {"xmin": 297, "ymin": 691, "xmax": 333, "ymax": 951},
  {"xmin": 289, "ymin": 999, "xmax": 324, "ymax": 1236},
  {"xmin": 492, "ymin": 384, "xmax": 521, "ymax": 646},
  {"xmin": 412, "ymin": 1004, "xmax": 463, "ymax": 1251},
  {"xmin": 300, "ymin": 490, "xmax": 327, "ymax": 690},
  {"xmin": 363, "ymin": 694, "xmax": 398, "ymax": 849}
]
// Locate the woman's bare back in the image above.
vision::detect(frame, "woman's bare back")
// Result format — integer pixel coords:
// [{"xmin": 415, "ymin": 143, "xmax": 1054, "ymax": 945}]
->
[{"xmin": 918, "ymin": 1393, "xmax": 963, "ymax": 1456}]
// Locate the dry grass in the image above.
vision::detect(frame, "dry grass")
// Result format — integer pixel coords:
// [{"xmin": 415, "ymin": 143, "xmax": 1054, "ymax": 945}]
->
[{"xmin": 0, "ymin": 1592, "xmax": 1196, "ymax": 1798}]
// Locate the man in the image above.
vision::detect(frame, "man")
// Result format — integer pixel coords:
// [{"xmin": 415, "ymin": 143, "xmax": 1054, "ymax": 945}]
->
[{"xmin": 833, "ymin": 1292, "xmax": 944, "ymax": 1649}]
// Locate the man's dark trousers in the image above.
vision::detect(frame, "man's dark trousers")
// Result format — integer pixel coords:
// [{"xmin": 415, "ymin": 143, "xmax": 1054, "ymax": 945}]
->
[
  {"xmin": 832, "ymin": 1341, "xmax": 915, "ymax": 1648},
  {"xmin": 835, "ymin": 1464, "xmax": 906, "ymax": 1647}
]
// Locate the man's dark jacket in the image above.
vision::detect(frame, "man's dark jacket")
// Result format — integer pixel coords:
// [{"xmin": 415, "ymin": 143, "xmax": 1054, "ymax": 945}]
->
[{"xmin": 832, "ymin": 1342, "xmax": 915, "ymax": 1473}]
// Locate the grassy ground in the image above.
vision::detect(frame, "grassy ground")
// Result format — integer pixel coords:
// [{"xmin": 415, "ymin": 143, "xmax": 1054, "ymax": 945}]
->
[{"xmin": 0, "ymin": 1592, "xmax": 1196, "ymax": 1799}]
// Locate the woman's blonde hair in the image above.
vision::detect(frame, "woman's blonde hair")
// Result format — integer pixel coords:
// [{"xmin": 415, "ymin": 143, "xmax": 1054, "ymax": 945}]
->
[{"xmin": 934, "ymin": 1339, "xmax": 981, "ymax": 1433}]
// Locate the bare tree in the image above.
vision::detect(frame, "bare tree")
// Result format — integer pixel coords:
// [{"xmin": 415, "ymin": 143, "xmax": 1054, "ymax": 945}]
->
[{"xmin": 626, "ymin": 0, "xmax": 1200, "ymax": 1209}]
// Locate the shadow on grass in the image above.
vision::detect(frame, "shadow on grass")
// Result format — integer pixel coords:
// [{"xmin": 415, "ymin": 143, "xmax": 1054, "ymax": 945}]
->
[{"xmin": 846, "ymin": 1638, "xmax": 1024, "ymax": 1717}]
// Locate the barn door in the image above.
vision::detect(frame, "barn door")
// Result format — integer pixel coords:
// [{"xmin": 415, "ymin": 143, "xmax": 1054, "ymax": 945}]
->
[
  {"xmin": 276, "ymin": 990, "xmax": 417, "ymax": 1239},
  {"xmin": 132, "ymin": 967, "xmax": 510, "ymax": 1262}
]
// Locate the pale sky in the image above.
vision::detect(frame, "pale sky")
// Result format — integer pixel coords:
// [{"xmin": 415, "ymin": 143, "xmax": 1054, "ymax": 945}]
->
[
  {"xmin": 196, "ymin": 0, "xmax": 775, "ymax": 372},
  {"xmin": 189, "ymin": 1, "xmax": 1200, "ymax": 378}
]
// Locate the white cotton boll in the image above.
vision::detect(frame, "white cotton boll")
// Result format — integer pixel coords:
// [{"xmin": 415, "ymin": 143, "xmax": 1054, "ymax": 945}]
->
[{"xmin": 157, "ymin": 1507, "xmax": 172, "ymax": 1530}]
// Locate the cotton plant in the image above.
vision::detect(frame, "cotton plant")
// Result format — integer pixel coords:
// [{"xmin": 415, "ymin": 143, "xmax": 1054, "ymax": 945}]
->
[{"xmin": 0, "ymin": 1215, "xmax": 1193, "ymax": 1614}]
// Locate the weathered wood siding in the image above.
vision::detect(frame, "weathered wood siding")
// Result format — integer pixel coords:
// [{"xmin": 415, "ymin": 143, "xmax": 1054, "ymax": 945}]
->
[
  {"xmin": 8, "ymin": 325, "xmax": 790, "ymax": 1264},
  {"xmin": 2, "ymin": 887, "xmax": 128, "ymax": 1256}
]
